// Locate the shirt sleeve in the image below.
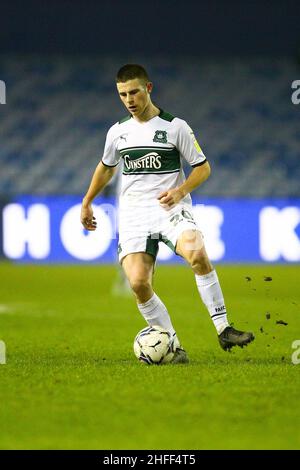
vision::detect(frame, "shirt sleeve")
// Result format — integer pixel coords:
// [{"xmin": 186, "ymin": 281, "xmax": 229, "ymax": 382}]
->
[
  {"xmin": 101, "ymin": 125, "xmax": 121, "ymax": 167},
  {"xmin": 176, "ymin": 119, "xmax": 207, "ymax": 167}
]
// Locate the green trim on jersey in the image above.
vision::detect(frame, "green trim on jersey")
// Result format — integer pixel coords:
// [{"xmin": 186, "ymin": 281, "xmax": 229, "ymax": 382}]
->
[
  {"xmin": 120, "ymin": 146, "xmax": 180, "ymax": 174},
  {"xmin": 159, "ymin": 109, "xmax": 175, "ymax": 122},
  {"xmin": 118, "ymin": 109, "xmax": 175, "ymax": 124},
  {"xmin": 118, "ymin": 115, "xmax": 132, "ymax": 124}
]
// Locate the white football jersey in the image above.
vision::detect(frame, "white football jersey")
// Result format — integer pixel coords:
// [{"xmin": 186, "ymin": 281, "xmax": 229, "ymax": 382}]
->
[{"xmin": 101, "ymin": 109, "xmax": 206, "ymax": 206}]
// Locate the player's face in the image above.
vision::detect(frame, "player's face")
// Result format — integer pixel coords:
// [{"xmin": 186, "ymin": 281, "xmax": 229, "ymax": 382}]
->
[{"xmin": 117, "ymin": 78, "xmax": 152, "ymax": 118}]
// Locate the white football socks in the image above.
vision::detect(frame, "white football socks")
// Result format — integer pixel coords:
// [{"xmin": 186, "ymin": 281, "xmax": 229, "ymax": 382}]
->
[
  {"xmin": 137, "ymin": 293, "xmax": 176, "ymax": 337},
  {"xmin": 195, "ymin": 270, "xmax": 229, "ymax": 335}
]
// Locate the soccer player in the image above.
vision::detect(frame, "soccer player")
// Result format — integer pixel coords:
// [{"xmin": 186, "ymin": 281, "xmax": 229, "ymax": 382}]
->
[{"xmin": 80, "ymin": 64, "xmax": 255, "ymax": 363}]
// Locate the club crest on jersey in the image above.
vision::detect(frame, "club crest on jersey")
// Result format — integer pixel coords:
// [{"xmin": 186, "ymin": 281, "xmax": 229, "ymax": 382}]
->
[{"xmin": 153, "ymin": 130, "xmax": 167, "ymax": 143}]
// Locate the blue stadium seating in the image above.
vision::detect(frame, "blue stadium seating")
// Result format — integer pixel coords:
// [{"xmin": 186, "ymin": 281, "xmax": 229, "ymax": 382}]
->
[{"xmin": 0, "ymin": 56, "xmax": 299, "ymax": 196}]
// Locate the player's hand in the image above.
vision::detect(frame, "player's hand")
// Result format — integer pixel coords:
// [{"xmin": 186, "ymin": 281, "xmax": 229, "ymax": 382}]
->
[
  {"xmin": 80, "ymin": 203, "xmax": 97, "ymax": 231},
  {"xmin": 157, "ymin": 187, "xmax": 185, "ymax": 209}
]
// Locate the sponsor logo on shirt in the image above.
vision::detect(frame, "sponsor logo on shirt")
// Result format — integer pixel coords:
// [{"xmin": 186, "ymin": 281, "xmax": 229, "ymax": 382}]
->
[{"xmin": 123, "ymin": 152, "xmax": 162, "ymax": 170}]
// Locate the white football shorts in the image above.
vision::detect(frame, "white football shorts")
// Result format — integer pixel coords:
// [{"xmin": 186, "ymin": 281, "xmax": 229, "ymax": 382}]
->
[{"xmin": 117, "ymin": 200, "xmax": 202, "ymax": 263}]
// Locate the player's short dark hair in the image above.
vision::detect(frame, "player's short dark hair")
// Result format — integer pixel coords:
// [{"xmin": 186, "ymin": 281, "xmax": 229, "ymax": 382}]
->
[{"xmin": 116, "ymin": 64, "xmax": 150, "ymax": 85}]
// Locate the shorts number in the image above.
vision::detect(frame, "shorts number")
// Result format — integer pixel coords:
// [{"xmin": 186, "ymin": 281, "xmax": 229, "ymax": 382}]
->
[{"xmin": 182, "ymin": 209, "xmax": 194, "ymax": 221}]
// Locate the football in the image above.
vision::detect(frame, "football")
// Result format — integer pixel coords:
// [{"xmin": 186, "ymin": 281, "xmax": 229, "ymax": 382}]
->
[{"xmin": 133, "ymin": 325, "xmax": 175, "ymax": 365}]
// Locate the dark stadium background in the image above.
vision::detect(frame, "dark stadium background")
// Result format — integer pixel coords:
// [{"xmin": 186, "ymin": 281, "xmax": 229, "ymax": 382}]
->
[{"xmin": 1, "ymin": 0, "xmax": 300, "ymax": 56}]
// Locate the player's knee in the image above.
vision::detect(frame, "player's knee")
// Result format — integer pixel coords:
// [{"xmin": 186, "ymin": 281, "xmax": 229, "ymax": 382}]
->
[
  {"xmin": 179, "ymin": 230, "xmax": 204, "ymax": 253},
  {"xmin": 129, "ymin": 276, "xmax": 151, "ymax": 295}
]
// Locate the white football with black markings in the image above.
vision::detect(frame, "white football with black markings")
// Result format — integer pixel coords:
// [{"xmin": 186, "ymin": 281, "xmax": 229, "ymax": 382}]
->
[{"xmin": 133, "ymin": 325, "xmax": 175, "ymax": 365}]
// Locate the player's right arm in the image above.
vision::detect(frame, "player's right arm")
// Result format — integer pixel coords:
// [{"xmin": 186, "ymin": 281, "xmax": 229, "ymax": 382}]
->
[
  {"xmin": 81, "ymin": 124, "xmax": 120, "ymax": 231},
  {"xmin": 81, "ymin": 162, "xmax": 117, "ymax": 230}
]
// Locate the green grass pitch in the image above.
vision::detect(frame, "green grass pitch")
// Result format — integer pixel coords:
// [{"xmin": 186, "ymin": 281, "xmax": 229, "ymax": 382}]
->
[{"xmin": 0, "ymin": 262, "xmax": 299, "ymax": 450}]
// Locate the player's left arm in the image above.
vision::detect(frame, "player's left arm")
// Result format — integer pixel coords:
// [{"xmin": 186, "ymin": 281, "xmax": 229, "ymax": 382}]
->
[
  {"xmin": 158, "ymin": 162, "xmax": 210, "ymax": 208},
  {"xmin": 158, "ymin": 119, "xmax": 210, "ymax": 208}
]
